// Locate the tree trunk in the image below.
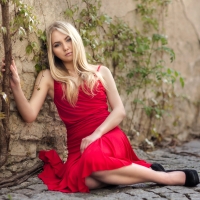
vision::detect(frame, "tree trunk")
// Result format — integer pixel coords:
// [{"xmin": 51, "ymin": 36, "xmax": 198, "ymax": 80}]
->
[
  {"xmin": 0, "ymin": 162, "xmax": 43, "ymax": 188},
  {"xmin": 0, "ymin": 0, "xmax": 12, "ymax": 167}
]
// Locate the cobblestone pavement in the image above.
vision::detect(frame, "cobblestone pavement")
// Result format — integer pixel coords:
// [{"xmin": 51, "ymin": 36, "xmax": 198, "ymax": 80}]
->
[{"xmin": 0, "ymin": 140, "xmax": 200, "ymax": 200}]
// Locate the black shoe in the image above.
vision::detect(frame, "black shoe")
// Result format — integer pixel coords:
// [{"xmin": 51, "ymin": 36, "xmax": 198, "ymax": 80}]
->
[
  {"xmin": 167, "ymin": 169, "xmax": 199, "ymax": 187},
  {"xmin": 151, "ymin": 163, "xmax": 165, "ymax": 172}
]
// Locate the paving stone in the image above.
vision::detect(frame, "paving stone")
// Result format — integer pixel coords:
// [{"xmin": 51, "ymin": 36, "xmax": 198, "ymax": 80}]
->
[
  {"xmin": 105, "ymin": 192, "xmax": 133, "ymax": 199},
  {"xmin": 188, "ymin": 193, "xmax": 200, "ymax": 199},
  {"xmin": 147, "ymin": 187, "xmax": 173, "ymax": 194},
  {"xmin": 14, "ymin": 188, "xmax": 35, "ymax": 197},
  {"xmin": 0, "ymin": 140, "xmax": 200, "ymax": 200},
  {"xmin": 64, "ymin": 192, "xmax": 98, "ymax": 199},
  {"xmin": 194, "ymin": 184, "xmax": 200, "ymax": 192},
  {"xmin": 0, "ymin": 188, "xmax": 11, "ymax": 195},
  {"xmin": 90, "ymin": 188, "xmax": 114, "ymax": 196},
  {"xmin": 86, "ymin": 197, "xmax": 116, "ymax": 200},
  {"xmin": 27, "ymin": 183, "xmax": 47, "ymax": 192},
  {"xmin": 30, "ymin": 192, "xmax": 84, "ymax": 200},
  {"xmin": 8, "ymin": 182, "xmax": 32, "ymax": 191},
  {"xmin": 170, "ymin": 187, "xmax": 199, "ymax": 194},
  {"xmin": 131, "ymin": 182, "xmax": 156, "ymax": 189},
  {"xmin": 153, "ymin": 198, "xmax": 168, "ymax": 200},
  {"xmin": 27, "ymin": 177, "xmax": 41, "ymax": 184},
  {"xmin": 124, "ymin": 188, "xmax": 160, "ymax": 198},
  {"xmin": 16, "ymin": 181, "xmax": 30, "ymax": 188},
  {"xmin": 2, "ymin": 193, "xmax": 29, "ymax": 200},
  {"xmin": 161, "ymin": 192, "xmax": 189, "ymax": 200}
]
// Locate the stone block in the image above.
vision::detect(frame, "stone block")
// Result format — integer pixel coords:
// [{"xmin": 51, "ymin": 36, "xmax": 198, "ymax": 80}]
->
[
  {"xmin": 22, "ymin": 61, "xmax": 36, "ymax": 73},
  {"xmin": 20, "ymin": 122, "xmax": 44, "ymax": 141},
  {"xmin": 10, "ymin": 141, "xmax": 26, "ymax": 156}
]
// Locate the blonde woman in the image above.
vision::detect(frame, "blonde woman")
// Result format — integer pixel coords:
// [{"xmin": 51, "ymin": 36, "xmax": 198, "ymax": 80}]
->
[{"xmin": 2, "ymin": 21, "xmax": 199, "ymax": 193}]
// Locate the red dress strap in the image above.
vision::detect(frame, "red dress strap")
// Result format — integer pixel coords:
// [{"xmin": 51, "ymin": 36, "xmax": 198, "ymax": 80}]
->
[{"xmin": 97, "ymin": 65, "xmax": 101, "ymax": 72}]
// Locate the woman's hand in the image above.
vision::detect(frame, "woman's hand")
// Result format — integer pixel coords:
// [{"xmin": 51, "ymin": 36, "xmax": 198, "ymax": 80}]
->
[
  {"xmin": 80, "ymin": 132, "xmax": 102, "ymax": 154},
  {"xmin": 1, "ymin": 59, "xmax": 21, "ymax": 89}
]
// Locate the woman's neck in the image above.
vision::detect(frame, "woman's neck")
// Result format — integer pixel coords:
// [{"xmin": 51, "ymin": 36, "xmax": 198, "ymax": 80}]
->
[
  {"xmin": 63, "ymin": 60, "xmax": 73, "ymax": 69},
  {"xmin": 63, "ymin": 62, "xmax": 77, "ymax": 76}
]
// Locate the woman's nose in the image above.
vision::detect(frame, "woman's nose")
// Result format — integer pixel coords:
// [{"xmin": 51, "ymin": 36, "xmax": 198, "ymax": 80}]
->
[{"xmin": 63, "ymin": 43, "xmax": 69, "ymax": 51}]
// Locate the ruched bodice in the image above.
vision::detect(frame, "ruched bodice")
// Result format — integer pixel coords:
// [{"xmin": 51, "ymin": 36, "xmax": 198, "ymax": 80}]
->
[
  {"xmin": 38, "ymin": 78, "xmax": 151, "ymax": 193},
  {"xmin": 54, "ymin": 80, "xmax": 110, "ymax": 154}
]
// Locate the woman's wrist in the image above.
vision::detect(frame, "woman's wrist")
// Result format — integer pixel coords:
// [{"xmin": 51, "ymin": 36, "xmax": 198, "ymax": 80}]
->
[
  {"xmin": 11, "ymin": 84, "xmax": 23, "ymax": 96},
  {"xmin": 11, "ymin": 82, "xmax": 21, "ymax": 90},
  {"xmin": 93, "ymin": 128, "xmax": 104, "ymax": 137}
]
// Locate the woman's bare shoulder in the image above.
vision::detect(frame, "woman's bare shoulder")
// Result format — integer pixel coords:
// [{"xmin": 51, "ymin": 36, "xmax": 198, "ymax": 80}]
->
[
  {"xmin": 97, "ymin": 65, "xmax": 111, "ymax": 77},
  {"xmin": 35, "ymin": 69, "xmax": 54, "ymax": 91},
  {"xmin": 89, "ymin": 64, "xmax": 110, "ymax": 74},
  {"xmin": 36, "ymin": 69, "xmax": 53, "ymax": 83}
]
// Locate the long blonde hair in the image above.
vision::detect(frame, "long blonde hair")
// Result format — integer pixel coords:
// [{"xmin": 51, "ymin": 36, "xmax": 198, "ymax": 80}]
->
[{"xmin": 46, "ymin": 21, "xmax": 105, "ymax": 106}]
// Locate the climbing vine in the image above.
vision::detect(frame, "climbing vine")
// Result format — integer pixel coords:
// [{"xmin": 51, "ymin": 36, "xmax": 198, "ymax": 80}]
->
[
  {"xmin": 0, "ymin": 0, "xmax": 43, "ymax": 184},
  {"xmin": 0, "ymin": 0, "xmax": 186, "ymax": 170},
  {"xmin": 64, "ymin": 0, "xmax": 184, "ymax": 148}
]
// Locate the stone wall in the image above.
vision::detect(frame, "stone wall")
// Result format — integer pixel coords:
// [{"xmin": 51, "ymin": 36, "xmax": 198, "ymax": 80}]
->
[
  {"xmin": 101, "ymin": 0, "xmax": 200, "ymax": 143},
  {"xmin": 0, "ymin": 0, "xmax": 200, "ymax": 176}
]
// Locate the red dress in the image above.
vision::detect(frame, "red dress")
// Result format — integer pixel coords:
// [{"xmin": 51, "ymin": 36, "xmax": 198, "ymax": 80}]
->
[{"xmin": 38, "ymin": 71, "xmax": 151, "ymax": 193}]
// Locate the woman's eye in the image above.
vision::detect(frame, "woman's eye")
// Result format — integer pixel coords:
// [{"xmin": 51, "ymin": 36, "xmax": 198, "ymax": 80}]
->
[
  {"xmin": 53, "ymin": 44, "xmax": 59, "ymax": 48},
  {"xmin": 66, "ymin": 38, "xmax": 71, "ymax": 42}
]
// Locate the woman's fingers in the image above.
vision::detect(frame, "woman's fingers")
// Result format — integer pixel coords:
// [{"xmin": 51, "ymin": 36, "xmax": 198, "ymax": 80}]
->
[
  {"xmin": 1, "ymin": 58, "xmax": 15, "ymax": 72},
  {"xmin": 11, "ymin": 59, "xmax": 17, "ymax": 71},
  {"xmin": 80, "ymin": 139, "xmax": 85, "ymax": 153},
  {"xmin": 10, "ymin": 64, "xmax": 15, "ymax": 73},
  {"xmin": 80, "ymin": 138, "xmax": 87, "ymax": 153},
  {"xmin": 0, "ymin": 58, "xmax": 21, "ymax": 89},
  {"xmin": 80, "ymin": 138, "xmax": 92, "ymax": 153},
  {"xmin": 10, "ymin": 64, "xmax": 19, "ymax": 80}
]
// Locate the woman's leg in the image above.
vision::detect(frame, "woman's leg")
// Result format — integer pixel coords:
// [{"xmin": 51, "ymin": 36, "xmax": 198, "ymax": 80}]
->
[
  {"xmin": 85, "ymin": 176, "xmax": 107, "ymax": 189},
  {"xmin": 90, "ymin": 163, "xmax": 185, "ymax": 186}
]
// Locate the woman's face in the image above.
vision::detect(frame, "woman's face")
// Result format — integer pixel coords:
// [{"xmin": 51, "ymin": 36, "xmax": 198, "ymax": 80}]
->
[{"xmin": 51, "ymin": 30, "xmax": 73, "ymax": 63}]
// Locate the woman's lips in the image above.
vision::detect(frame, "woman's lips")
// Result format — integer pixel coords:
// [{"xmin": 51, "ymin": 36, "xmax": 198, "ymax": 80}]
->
[{"xmin": 65, "ymin": 52, "xmax": 72, "ymax": 56}]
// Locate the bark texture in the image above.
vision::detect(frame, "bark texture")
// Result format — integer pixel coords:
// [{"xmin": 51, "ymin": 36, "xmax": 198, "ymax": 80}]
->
[
  {"xmin": 0, "ymin": 0, "xmax": 12, "ymax": 167},
  {"xmin": 0, "ymin": 161, "xmax": 43, "ymax": 188}
]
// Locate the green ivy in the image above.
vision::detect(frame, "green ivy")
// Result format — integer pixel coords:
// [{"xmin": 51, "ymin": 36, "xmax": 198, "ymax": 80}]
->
[
  {"xmin": 10, "ymin": 0, "xmax": 183, "ymax": 148},
  {"xmin": 63, "ymin": 0, "xmax": 185, "ymax": 146}
]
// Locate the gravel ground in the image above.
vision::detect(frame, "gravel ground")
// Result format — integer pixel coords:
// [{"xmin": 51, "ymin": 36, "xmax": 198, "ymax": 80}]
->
[{"xmin": 0, "ymin": 140, "xmax": 200, "ymax": 200}]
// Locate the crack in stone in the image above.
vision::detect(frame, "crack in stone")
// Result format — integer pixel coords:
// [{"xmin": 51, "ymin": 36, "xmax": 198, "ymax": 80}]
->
[
  {"xmin": 180, "ymin": 0, "xmax": 200, "ymax": 48},
  {"xmin": 168, "ymin": 150, "xmax": 200, "ymax": 158}
]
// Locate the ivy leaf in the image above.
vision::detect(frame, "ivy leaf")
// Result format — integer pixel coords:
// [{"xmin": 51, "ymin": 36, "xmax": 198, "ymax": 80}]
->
[
  {"xmin": 167, "ymin": 68, "xmax": 172, "ymax": 74},
  {"xmin": 1, "ymin": 92, "xmax": 8, "ymax": 103},
  {"xmin": 144, "ymin": 106, "xmax": 153, "ymax": 116},
  {"xmin": 64, "ymin": 9, "xmax": 74, "ymax": 18},
  {"xmin": 35, "ymin": 64, "xmax": 42, "ymax": 73},
  {"xmin": 1, "ymin": 26, "xmax": 7, "ymax": 35},
  {"xmin": 18, "ymin": 26, "xmax": 26, "ymax": 36},
  {"xmin": 133, "ymin": 98, "xmax": 144, "ymax": 105},
  {"xmin": 40, "ymin": 34, "xmax": 46, "ymax": 42},
  {"xmin": 152, "ymin": 34, "xmax": 168, "ymax": 45},
  {"xmin": 104, "ymin": 14, "xmax": 112, "ymax": 24},
  {"xmin": 26, "ymin": 44, "xmax": 33, "ymax": 54},
  {"xmin": 1, "ymin": 0, "xmax": 7, "ymax": 4},
  {"xmin": 112, "ymin": 51, "xmax": 119, "ymax": 60},
  {"xmin": 179, "ymin": 77, "xmax": 185, "ymax": 88},
  {"xmin": 174, "ymin": 70, "xmax": 179, "ymax": 77},
  {"xmin": 156, "ymin": 46, "xmax": 175, "ymax": 62},
  {"xmin": 0, "ymin": 112, "xmax": 5, "ymax": 119}
]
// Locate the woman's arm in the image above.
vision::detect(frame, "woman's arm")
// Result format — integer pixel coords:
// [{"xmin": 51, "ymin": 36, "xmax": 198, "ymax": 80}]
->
[
  {"xmin": 95, "ymin": 66, "xmax": 126, "ymax": 134},
  {"xmin": 3, "ymin": 59, "xmax": 54, "ymax": 123},
  {"xmin": 80, "ymin": 66, "xmax": 126, "ymax": 153}
]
